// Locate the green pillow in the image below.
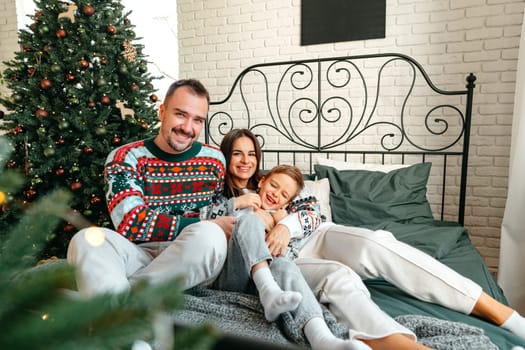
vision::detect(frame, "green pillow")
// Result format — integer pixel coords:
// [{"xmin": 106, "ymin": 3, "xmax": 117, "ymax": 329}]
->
[{"xmin": 314, "ymin": 163, "xmax": 434, "ymax": 226}]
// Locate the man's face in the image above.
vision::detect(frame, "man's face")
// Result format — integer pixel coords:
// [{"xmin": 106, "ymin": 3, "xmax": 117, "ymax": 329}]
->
[{"xmin": 156, "ymin": 86, "xmax": 208, "ymax": 154}]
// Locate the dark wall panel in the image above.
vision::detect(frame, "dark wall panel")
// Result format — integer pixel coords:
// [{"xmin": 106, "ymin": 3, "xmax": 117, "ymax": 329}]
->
[{"xmin": 301, "ymin": 0, "xmax": 386, "ymax": 46}]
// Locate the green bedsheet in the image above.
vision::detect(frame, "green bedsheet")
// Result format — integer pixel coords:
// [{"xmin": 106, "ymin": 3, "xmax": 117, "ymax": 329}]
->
[{"xmin": 362, "ymin": 221, "xmax": 525, "ymax": 349}]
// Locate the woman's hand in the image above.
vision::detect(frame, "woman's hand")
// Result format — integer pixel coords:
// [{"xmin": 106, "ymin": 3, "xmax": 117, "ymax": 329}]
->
[
  {"xmin": 234, "ymin": 193, "xmax": 261, "ymax": 210},
  {"xmin": 266, "ymin": 224, "xmax": 291, "ymax": 257}
]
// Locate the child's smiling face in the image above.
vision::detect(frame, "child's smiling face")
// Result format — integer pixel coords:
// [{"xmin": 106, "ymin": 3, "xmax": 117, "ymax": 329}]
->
[{"xmin": 257, "ymin": 173, "xmax": 299, "ymax": 210}]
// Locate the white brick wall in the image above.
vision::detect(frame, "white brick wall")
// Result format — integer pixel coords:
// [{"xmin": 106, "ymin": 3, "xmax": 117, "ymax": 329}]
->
[
  {"xmin": 0, "ymin": 0, "xmax": 18, "ymax": 109},
  {"xmin": 177, "ymin": 0, "xmax": 525, "ymax": 274}
]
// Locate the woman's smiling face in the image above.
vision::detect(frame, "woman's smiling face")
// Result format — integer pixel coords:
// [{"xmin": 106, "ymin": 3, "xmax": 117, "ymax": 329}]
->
[{"xmin": 228, "ymin": 136, "xmax": 258, "ymax": 189}]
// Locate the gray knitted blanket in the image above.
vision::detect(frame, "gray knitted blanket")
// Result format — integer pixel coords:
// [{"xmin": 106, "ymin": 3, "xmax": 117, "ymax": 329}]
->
[{"xmin": 173, "ymin": 287, "xmax": 497, "ymax": 349}]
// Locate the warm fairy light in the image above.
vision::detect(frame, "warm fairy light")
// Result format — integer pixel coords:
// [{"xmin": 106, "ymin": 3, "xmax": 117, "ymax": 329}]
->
[
  {"xmin": 84, "ymin": 227, "xmax": 106, "ymax": 247},
  {"xmin": 0, "ymin": 191, "xmax": 5, "ymax": 204},
  {"xmin": 41, "ymin": 314, "xmax": 49, "ymax": 320}
]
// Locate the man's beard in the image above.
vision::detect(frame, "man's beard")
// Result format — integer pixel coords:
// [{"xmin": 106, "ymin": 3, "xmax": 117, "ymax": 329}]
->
[{"xmin": 166, "ymin": 127, "xmax": 195, "ymax": 153}]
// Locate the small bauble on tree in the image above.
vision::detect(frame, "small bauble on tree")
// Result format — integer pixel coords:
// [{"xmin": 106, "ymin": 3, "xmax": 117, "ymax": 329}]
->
[
  {"xmin": 56, "ymin": 28, "xmax": 67, "ymax": 38},
  {"xmin": 40, "ymin": 78, "xmax": 52, "ymax": 90},
  {"xmin": 82, "ymin": 4, "xmax": 95, "ymax": 16}
]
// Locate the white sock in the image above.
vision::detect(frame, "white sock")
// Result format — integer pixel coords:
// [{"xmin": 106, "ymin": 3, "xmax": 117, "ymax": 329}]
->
[
  {"xmin": 252, "ymin": 267, "xmax": 302, "ymax": 321},
  {"xmin": 304, "ymin": 317, "xmax": 371, "ymax": 350},
  {"xmin": 501, "ymin": 311, "xmax": 525, "ymax": 339}
]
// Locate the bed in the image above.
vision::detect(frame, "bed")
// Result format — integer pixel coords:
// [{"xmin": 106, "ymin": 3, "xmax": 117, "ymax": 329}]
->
[{"xmin": 173, "ymin": 53, "xmax": 525, "ymax": 349}]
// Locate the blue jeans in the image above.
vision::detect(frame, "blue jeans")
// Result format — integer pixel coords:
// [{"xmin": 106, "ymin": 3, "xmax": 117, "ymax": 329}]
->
[{"xmin": 212, "ymin": 213, "xmax": 322, "ymax": 328}]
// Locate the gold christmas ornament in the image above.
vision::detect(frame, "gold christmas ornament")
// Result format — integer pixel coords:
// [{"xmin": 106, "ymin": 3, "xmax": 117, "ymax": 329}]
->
[
  {"xmin": 122, "ymin": 41, "xmax": 137, "ymax": 62},
  {"xmin": 58, "ymin": 3, "xmax": 78, "ymax": 23}
]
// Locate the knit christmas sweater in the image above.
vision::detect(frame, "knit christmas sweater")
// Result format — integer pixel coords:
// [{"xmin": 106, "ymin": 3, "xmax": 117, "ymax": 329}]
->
[{"xmin": 104, "ymin": 138, "xmax": 226, "ymax": 242}]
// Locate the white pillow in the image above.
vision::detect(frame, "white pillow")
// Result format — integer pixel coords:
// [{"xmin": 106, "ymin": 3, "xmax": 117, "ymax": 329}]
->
[
  {"xmin": 304, "ymin": 178, "xmax": 332, "ymax": 222},
  {"xmin": 315, "ymin": 157, "xmax": 410, "ymax": 173}
]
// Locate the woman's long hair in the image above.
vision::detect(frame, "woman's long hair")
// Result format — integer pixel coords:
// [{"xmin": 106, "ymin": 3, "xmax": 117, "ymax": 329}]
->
[{"xmin": 220, "ymin": 128, "xmax": 262, "ymax": 198}]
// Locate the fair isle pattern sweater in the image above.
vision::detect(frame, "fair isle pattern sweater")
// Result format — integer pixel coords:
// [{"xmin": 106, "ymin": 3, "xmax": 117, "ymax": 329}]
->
[{"xmin": 105, "ymin": 138, "xmax": 226, "ymax": 242}]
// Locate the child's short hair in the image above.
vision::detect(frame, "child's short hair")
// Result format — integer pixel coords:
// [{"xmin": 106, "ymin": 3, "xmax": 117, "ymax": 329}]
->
[{"xmin": 264, "ymin": 164, "xmax": 304, "ymax": 199}]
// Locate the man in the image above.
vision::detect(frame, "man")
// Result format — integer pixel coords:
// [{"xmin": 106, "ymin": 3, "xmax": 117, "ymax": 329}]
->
[{"xmin": 67, "ymin": 79, "xmax": 236, "ymax": 296}]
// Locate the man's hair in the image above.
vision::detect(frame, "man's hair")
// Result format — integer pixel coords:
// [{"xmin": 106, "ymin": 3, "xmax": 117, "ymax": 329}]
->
[
  {"xmin": 163, "ymin": 79, "xmax": 210, "ymax": 104},
  {"xmin": 220, "ymin": 128, "xmax": 262, "ymax": 198},
  {"xmin": 263, "ymin": 164, "xmax": 304, "ymax": 200}
]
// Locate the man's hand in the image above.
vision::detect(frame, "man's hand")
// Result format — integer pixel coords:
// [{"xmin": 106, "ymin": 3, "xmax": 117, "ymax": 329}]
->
[
  {"xmin": 266, "ymin": 224, "xmax": 291, "ymax": 257},
  {"xmin": 210, "ymin": 216, "xmax": 236, "ymax": 241}
]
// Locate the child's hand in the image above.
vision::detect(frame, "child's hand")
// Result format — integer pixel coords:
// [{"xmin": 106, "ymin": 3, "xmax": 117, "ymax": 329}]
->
[
  {"xmin": 235, "ymin": 193, "xmax": 261, "ymax": 210},
  {"xmin": 271, "ymin": 208, "xmax": 287, "ymax": 223}
]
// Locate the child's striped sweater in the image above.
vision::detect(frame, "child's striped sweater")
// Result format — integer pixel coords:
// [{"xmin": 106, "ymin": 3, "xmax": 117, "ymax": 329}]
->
[{"xmin": 104, "ymin": 137, "xmax": 226, "ymax": 242}]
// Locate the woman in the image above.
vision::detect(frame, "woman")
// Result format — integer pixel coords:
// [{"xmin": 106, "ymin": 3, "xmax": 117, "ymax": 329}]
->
[
  {"xmin": 219, "ymin": 128, "xmax": 431, "ymax": 349},
  {"xmin": 219, "ymin": 128, "xmax": 525, "ymax": 347}
]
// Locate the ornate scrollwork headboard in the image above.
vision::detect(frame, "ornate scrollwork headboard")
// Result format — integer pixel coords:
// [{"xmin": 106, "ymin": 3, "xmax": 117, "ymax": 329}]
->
[{"xmin": 206, "ymin": 53, "xmax": 476, "ymax": 225}]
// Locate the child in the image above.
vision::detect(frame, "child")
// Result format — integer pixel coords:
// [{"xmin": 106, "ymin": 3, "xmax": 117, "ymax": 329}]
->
[{"xmin": 202, "ymin": 165, "xmax": 370, "ymax": 350}]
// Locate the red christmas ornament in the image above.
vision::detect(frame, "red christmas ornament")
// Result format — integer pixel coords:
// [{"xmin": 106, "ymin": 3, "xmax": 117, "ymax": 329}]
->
[
  {"xmin": 87, "ymin": 100, "xmax": 96, "ymax": 108},
  {"xmin": 82, "ymin": 5, "xmax": 95, "ymax": 16},
  {"xmin": 150, "ymin": 94, "xmax": 158, "ymax": 102},
  {"xmin": 55, "ymin": 137, "xmax": 65, "ymax": 145},
  {"xmin": 100, "ymin": 57, "xmax": 107, "ymax": 65},
  {"xmin": 63, "ymin": 223, "xmax": 75, "ymax": 232},
  {"xmin": 112, "ymin": 136, "xmax": 121, "ymax": 145},
  {"xmin": 13, "ymin": 125, "xmax": 24, "ymax": 135},
  {"xmin": 55, "ymin": 168, "xmax": 65, "ymax": 176},
  {"xmin": 100, "ymin": 95, "xmax": 111, "ymax": 104},
  {"xmin": 66, "ymin": 72, "xmax": 75, "ymax": 81},
  {"xmin": 90, "ymin": 196, "xmax": 101, "ymax": 204},
  {"xmin": 107, "ymin": 25, "xmax": 117, "ymax": 35},
  {"xmin": 71, "ymin": 181, "xmax": 83, "ymax": 191},
  {"xmin": 130, "ymin": 83, "xmax": 139, "ymax": 91},
  {"xmin": 56, "ymin": 28, "xmax": 67, "ymax": 38},
  {"xmin": 79, "ymin": 59, "xmax": 89, "ymax": 69},
  {"xmin": 35, "ymin": 108, "xmax": 48, "ymax": 118},
  {"xmin": 124, "ymin": 18, "xmax": 130, "ymax": 25},
  {"xmin": 34, "ymin": 11, "xmax": 43, "ymax": 20},
  {"xmin": 27, "ymin": 67, "xmax": 35, "ymax": 77},
  {"xmin": 141, "ymin": 122, "xmax": 148, "ymax": 130},
  {"xmin": 25, "ymin": 188, "xmax": 37, "ymax": 200},
  {"xmin": 40, "ymin": 78, "xmax": 52, "ymax": 89},
  {"xmin": 82, "ymin": 146, "xmax": 94, "ymax": 154},
  {"xmin": 6, "ymin": 160, "xmax": 16, "ymax": 168}
]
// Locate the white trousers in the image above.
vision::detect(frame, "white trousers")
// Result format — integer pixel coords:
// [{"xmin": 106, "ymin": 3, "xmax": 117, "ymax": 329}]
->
[
  {"xmin": 297, "ymin": 223, "xmax": 483, "ymax": 338},
  {"xmin": 67, "ymin": 221, "xmax": 228, "ymax": 297},
  {"xmin": 296, "ymin": 257, "xmax": 416, "ymax": 340}
]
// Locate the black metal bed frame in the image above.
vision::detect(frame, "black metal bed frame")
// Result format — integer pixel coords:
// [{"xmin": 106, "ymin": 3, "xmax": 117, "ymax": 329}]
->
[{"xmin": 205, "ymin": 53, "xmax": 476, "ymax": 225}]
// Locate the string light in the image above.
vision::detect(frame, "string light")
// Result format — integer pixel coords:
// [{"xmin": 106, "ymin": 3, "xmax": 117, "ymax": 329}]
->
[{"xmin": 84, "ymin": 226, "xmax": 106, "ymax": 247}]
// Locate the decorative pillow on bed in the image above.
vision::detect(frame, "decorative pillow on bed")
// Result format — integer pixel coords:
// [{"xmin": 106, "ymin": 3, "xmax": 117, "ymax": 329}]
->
[
  {"xmin": 314, "ymin": 163, "xmax": 434, "ymax": 226},
  {"xmin": 304, "ymin": 178, "xmax": 332, "ymax": 222}
]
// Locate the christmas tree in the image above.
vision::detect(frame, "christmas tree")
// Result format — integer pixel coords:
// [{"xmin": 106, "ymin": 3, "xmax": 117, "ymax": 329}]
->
[
  {"xmin": 0, "ymin": 0, "xmax": 160, "ymax": 259},
  {"xmin": 0, "ymin": 136, "xmax": 216, "ymax": 350}
]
